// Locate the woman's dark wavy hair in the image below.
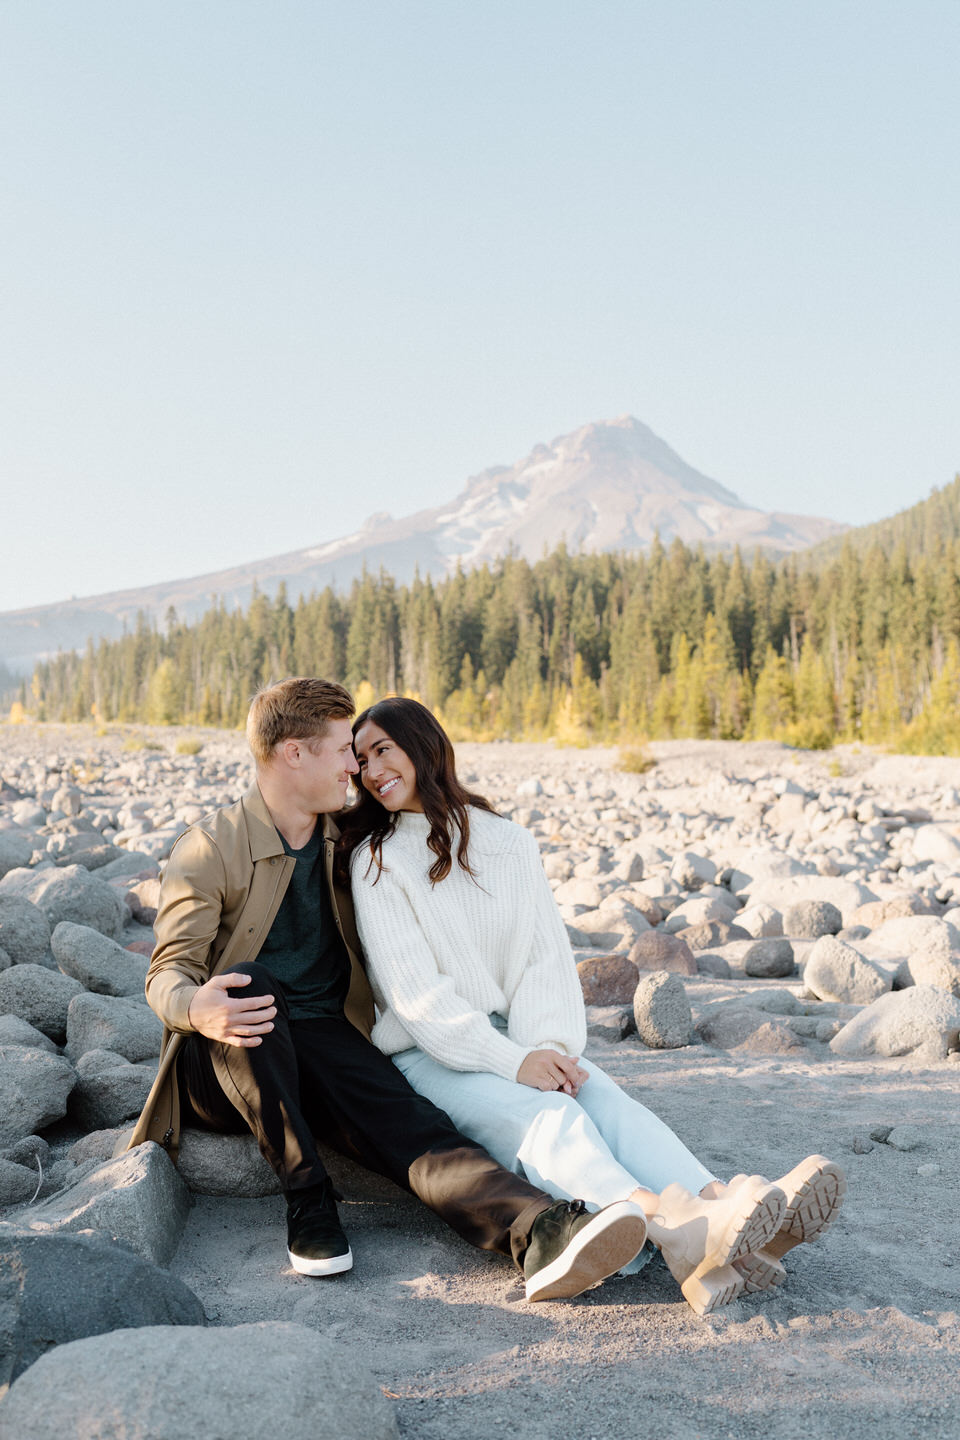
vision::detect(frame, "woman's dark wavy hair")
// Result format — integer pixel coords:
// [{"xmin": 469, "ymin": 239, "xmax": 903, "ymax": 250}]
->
[{"xmin": 335, "ymin": 697, "xmax": 497, "ymax": 886}]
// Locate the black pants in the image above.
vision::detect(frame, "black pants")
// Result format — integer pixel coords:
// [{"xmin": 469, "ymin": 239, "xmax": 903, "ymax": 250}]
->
[{"xmin": 177, "ymin": 961, "xmax": 552, "ymax": 1267}]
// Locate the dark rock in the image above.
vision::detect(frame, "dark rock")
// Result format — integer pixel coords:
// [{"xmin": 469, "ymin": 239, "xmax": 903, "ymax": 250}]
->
[
  {"xmin": 53, "ymin": 843, "xmax": 124, "ymax": 871},
  {"xmin": 576, "ymin": 954, "xmax": 639, "ymax": 1005},
  {"xmin": 0, "ymin": 1046, "xmax": 77, "ymax": 1147},
  {"xmin": 0, "ymin": 1320, "xmax": 397, "ymax": 1439},
  {"xmin": 65, "ymin": 991, "xmax": 162, "ymax": 1063},
  {"xmin": 0, "ymin": 1013, "xmax": 58, "ymax": 1053},
  {"xmin": 20, "ymin": 1143, "xmax": 190, "ymax": 1266},
  {"xmin": 51, "ymin": 921, "xmax": 149, "ymax": 997},
  {"xmin": 0, "ymin": 895, "xmax": 52, "ymax": 967},
  {"xmin": 628, "ymin": 930, "xmax": 697, "ymax": 975},
  {"xmin": 743, "ymin": 938, "xmax": 796, "ymax": 978},
  {"xmin": 177, "ymin": 1129, "xmax": 282, "ymax": 1198},
  {"xmin": 633, "ymin": 971, "xmax": 692, "ymax": 1049},
  {"xmin": 0, "ymin": 864, "xmax": 126, "ymax": 939},
  {"xmin": 69, "ymin": 1050, "xmax": 158, "ymax": 1131},
  {"xmin": 695, "ymin": 953, "xmax": 732, "ymax": 978},
  {"xmin": 0, "ymin": 963, "xmax": 84, "ymax": 1042},
  {"xmin": 0, "ymin": 1229, "xmax": 204, "ymax": 1389}
]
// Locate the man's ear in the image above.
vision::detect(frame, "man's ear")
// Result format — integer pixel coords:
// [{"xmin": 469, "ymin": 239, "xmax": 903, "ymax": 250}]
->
[{"xmin": 277, "ymin": 737, "xmax": 302, "ymax": 769}]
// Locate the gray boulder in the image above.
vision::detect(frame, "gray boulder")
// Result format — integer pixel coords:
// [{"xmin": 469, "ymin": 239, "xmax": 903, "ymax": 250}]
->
[
  {"xmin": 0, "ymin": 1013, "xmax": 57, "ymax": 1053},
  {"xmin": 177, "ymin": 1129, "xmax": 281, "ymax": 1197},
  {"xmin": 0, "ymin": 831, "xmax": 32, "ymax": 880},
  {"xmin": 859, "ymin": 915, "xmax": 960, "ymax": 962},
  {"xmin": 0, "ymin": 1046, "xmax": 77, "ymax": 1146},
  {"xmin": 737, "ymin": 902, "xmax": 784, "ymax": 939},
  {"xmin": 53, "ymin": 842, "xmax": 123, "ymax": 871},
  {"xmin": 628, "ymin": 929, "xmax": 697, "ymax": 975},
  {"xmin": 696, "ymin": 1003, "xmax": 805, "ymax": 1054},
  {"xmin": 70, "ymin": 1050, "xmax": 158, "ymax": 1131},
  {"xmin": 66, "ymin": 991, "xmax": 162, "ymax": 1063},
  {"xmin": 67, "ymin": 1128, "xmax": 129, "ymax": 1166},
  {"xmin": 728, "ymin": 848, "xmax": 812, "ymax": 892},
  {"xmin": 783, "ymin": 899, "xmax": 842, "ymax": 939},
  {"xmin": 905, "ymin": 949, "xmax": 960, "ymax": 998},
  {"xmin": 0, "ymin": 863, "xmax": 126, "ymax": 939},
  {"xmin": 0, "ymin": 1229, "xmax": 204, "ymax": 1390},
  {"xmin": 9, "ymin": 799, "xmax": 46, "ymax": 828},
  {"xmin": 0, "ymin": 1321, "xmax": 398, "ymax": 1440},
  {"xmin": 665, "ymin": 894, "xmax": 737, "ymax": 933},
  {"xmin": 830, "ymin": 985, "xmax": 960, "ymax": 1061},
  {"xmin": 0, "ymin": 895, "xmax": 52, "ymax": 967},
  {"xmin": 695, "ymin": 952, "xmax": 732, "ymax": 978},
  {"xmin": 675, "ymin": 919, "xmax": 750, "ymax": 951},
  {"xmin": 804, "ymin": 935, "xmax": 892, "ymax": 1005},
  {"xmin": 51, "ymin": 784, "xmax": 82, "ymax": 816},
  {"xmin": 912, "ymin": 824, "xmax": 960, "ymax": 867},
  {"xmin": 19, "ymin": 1143, "xmax": 190, "ymax": 1266},
  {"xmin": 633, "ymin": 971, "xmax": 692, "ymax": 1049},
  {"xmin": 743, "ymin": 938, "xmax": 796, "ymax": 978},
  {"xmin": 743, "ymin": 876, "xmax": 877, "ymax": 927},
  {"xmin": 98, "ymin": 850, "xmax": 159, "ymax": 881},
  {"xmin": 2, "ymin": 1135, "xmax": 50, "ymax": 1168},
  {"xmin": 51, "ymin": 921, "xmax": 150, "ymax": 997},
  {"xmin": 0, "ymin": 1158, "xmax": 40, "ymax": 1206},
  {"xmin": 669, "ymin": 851, "xmax": 717, "ymax": 891},
  {"xmin": 0, "ymin": 963, "xmax": 84, "ymax": 1042}
]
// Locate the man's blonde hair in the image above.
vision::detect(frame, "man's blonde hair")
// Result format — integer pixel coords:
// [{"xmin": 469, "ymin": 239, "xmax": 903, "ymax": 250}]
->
[{"xmin": 246, "ymin": 678, "xmax": 355, "ymax": 765}]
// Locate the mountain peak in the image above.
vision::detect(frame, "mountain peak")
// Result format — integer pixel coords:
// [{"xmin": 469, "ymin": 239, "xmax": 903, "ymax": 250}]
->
[{"xmin": 0, "ymin": 416, "xmax": 845, "ymax": 673}]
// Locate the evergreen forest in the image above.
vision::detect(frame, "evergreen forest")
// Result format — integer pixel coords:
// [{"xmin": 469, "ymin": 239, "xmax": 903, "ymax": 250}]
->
[{"xmin": 24, "ymin": 475, "xmax": 960, "ymax": 754}]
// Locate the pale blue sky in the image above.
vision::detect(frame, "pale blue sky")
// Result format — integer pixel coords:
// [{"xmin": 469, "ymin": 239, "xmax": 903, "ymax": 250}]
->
[{"xmin": 2, "ymin": 1, "xmax": 958, "ymax": 612}]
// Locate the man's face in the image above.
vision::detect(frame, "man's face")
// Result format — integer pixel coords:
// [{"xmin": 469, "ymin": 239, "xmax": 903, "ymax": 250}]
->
[{"xmin": 295, "ymin": 717, "xmax": 359, "ymax": 814}]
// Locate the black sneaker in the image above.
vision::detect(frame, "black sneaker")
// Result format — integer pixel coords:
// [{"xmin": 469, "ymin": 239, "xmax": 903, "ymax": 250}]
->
[
  {"xmin": 524, "ymin": 1198, "xmax": 647, "ymax": 1301},
  {"xmin": 285, "ymin": 1181, "xmax": 353, "ymax": 1277}
]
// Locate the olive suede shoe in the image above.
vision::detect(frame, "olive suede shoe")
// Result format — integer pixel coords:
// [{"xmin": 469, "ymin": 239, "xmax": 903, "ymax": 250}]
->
[{"xmin": 523, "ymin": 1198, "xmax": 647, "ymax": 1302}]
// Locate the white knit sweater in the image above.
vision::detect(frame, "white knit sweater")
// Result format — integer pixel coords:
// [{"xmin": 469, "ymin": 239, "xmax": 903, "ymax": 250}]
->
[{"xmin": 350, "ymin": 806, "xmax": 588, "ymax": 1081}]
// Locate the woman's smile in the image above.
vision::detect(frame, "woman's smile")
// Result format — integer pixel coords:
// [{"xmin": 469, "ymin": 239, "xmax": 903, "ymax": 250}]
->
[{"xmin": 354, "ymin": 719, "xmax": 423, "ymax": 812}]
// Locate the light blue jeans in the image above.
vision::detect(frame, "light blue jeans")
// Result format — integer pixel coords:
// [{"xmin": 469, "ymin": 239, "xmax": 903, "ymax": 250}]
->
[{"xmin": 392, "ymin": 1019, "xmax": 716, "ymax": 1273}]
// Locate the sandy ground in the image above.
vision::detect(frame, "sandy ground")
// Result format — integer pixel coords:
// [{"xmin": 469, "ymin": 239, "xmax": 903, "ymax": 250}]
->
[{"xmin": 170, "ymin": 1032, "xmax": 959, "ymax": 1440}]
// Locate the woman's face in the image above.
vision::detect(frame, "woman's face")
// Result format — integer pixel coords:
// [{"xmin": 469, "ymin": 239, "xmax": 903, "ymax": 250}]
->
[{"xmin": 353, "ymin": 720, "xmax": 423, "ymax": 813}]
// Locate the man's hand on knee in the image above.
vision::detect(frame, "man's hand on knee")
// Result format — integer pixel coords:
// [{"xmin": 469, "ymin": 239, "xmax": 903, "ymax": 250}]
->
[{"xmin": 187, "ymin": 973, "xmax": 277, "ymax": 1047}]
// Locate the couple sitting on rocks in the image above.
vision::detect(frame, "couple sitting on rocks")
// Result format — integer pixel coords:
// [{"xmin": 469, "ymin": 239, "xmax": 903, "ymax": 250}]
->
[{"xmin": 129, "ymin": 679, "xmax": 845, "ymax": 1315}]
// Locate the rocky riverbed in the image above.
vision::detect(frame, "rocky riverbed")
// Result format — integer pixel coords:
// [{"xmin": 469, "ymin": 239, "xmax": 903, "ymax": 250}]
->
[{"xmin": 0, "ymin": 724, "xmax": 958, "ymax": 1439}]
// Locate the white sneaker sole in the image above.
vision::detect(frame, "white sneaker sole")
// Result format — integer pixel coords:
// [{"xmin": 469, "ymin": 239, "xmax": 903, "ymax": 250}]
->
[
  {"xmin": 288, "ymin": 1246, "xmax": 354, "ymax": 1277},
  {"xmin": 525, "ymin": 1201, "xmax": 648, "ymax": 1302}
]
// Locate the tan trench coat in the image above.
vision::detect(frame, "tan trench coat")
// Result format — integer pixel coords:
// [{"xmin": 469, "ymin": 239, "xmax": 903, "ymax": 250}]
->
[{"xmin": 123, "ymin": 783, "xmax": 374, "ymax": 1162}]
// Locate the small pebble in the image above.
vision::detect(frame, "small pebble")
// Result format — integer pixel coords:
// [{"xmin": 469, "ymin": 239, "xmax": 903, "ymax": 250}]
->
[
  {"xmin": 852, "ymin": 1135, "xmax": 874, "ymax": 1154},
  {"xmin": 917, "ymin": 1162, "xmax": 941, "ymax": 1177},
  {"xmin": 869, "ymin": 1126, "xmax": 893, "ymax": 1143}
]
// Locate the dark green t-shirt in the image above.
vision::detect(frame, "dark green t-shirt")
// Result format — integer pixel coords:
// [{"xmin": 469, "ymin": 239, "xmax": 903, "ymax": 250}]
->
[{"xmin": 256, "ymin": 826, "xmax": 351, "ymax": 1020}]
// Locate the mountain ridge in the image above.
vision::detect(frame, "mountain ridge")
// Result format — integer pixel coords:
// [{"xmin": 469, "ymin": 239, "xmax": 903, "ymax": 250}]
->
[{"xmin": 1, "ymin": 416, "xmax": 844, "ymax": 673}]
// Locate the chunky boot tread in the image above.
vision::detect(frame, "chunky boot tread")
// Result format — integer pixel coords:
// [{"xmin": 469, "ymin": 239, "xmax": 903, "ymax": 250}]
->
[
  {"xmin": 680, "ymin": 1263, "xmax": 745, "ymax": 1316},
  {"xmin": 764, "ymin": 1158, "xmax": 847, "ymax": 1260},
  {"xmin": 732, "ymin": 1248, "xmax": 787, "ymax": 1293}
]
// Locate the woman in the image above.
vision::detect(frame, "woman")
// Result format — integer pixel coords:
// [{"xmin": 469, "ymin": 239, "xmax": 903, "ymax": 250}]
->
[{"xmin": 337, "ymin": 697, "xmax": 845, "ymax": 1315}]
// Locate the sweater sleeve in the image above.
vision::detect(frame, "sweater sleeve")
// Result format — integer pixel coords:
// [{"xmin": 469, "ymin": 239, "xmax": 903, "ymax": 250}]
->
[
  {"xmin": 502, "ymin": 829, "xmax": 588, "ymax": 1057},
  {"xmin": 351, "ymin": 849, "xmax": 533, "ymax": 1081}
]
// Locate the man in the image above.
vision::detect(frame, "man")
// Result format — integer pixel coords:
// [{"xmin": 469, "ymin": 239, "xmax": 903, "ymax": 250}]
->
[{"xmin": 129, "ymin": 677, "xmax": 646, "ymax": 1300}]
